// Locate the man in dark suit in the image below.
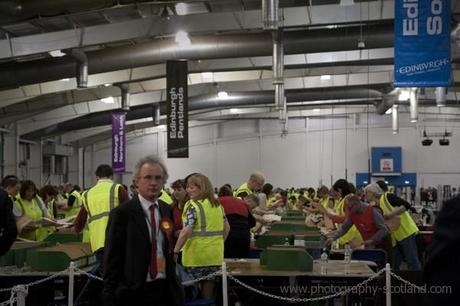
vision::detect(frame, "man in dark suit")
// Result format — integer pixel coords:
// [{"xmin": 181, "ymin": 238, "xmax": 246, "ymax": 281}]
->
[
  {"xmin": 103, "ymin": 155, "xmax": 184, "ymax": 306},
  {"xmin": 0, "ymin": 187, "xmax": 17, "ymax": 256}
]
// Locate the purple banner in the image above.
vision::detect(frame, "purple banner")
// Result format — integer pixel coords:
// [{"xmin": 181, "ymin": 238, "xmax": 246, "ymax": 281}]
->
[{"xmin": 112, "ymin": 112, "xmax": 126, "ymax": 173}]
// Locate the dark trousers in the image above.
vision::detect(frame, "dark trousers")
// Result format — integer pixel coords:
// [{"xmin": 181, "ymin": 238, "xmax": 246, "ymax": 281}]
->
[
  {"xmin": 118, "ymin": 279, "xmax": 168, "ymax": 306},
  {"xmin": 75, "ymin": 249, "xmax": 104, "ymax": 306},
  {"xmin": 224, "ymin": 231, "xmax": 250, "ymax": 258}
]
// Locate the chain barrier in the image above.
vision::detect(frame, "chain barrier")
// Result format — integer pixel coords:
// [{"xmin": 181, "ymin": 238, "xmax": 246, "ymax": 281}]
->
[
  {"xmin": 0, "ymin": 268, "xmax": 69, "ymax": 293},
  {"xmin": 73, "ymin": 266, "xmax": 223, "ymax": 286},
  {"xmin": 227, "ymin": 267, "xmax": 386, "ymax": 303},
  {"xmin": 73, "ymin": 267, "xmax": 103, "ymax": 282},
  {"xmin": 0, "ymin": 261, "xmax": 433, "ymax": 305},
  {"xmin": 390, "ymin": 271, "xmax": 425, "ymax": 292},
  {"xmin": 181, "ymin": 270, "xmax": 223, "ymax": 286}
]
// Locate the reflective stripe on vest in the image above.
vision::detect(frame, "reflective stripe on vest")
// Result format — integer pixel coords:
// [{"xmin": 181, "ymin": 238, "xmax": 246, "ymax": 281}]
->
[
  {"xmin": 380, "ymin": 192, "xmax": 419, "ymax": 242},
  {"xmin": 84, "ymin": 183, "xmax": 117, "ymax": 224},
  {"xmin": 190, "ymin": 200, "xmax": 224, "ymax": 237},
  {"xmin": 234, "ymin": 183, "xmax": 252, "ymax": 198},
  {"xmin": 83, "ymin": 181, "xmax": 120, "ymax": 252}
]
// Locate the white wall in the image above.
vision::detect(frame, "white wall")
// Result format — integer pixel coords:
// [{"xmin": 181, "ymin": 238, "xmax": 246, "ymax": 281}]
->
[{"xmin": 81, "ymin": 112, "xmax": 460, "ymax": 190}]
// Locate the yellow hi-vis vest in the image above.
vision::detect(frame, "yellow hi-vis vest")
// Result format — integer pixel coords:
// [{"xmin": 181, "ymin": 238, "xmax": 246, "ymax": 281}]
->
[
  {"xmin": 80, "ymin": 190, "xmax": 91, "ymax": 243},
  {"xmin": 379, "ymin": 192, "xmax": 419, "ymax": 243},
  {"xmin": 181, "ymin": 198, "xmax": 224, "ymax": 267},
  {"xmin": 322, "ymin": 196, "xmax": 330, "ymax": 209},
  {"xmin": 65, "ymin": 190, "xmax": 83, "ymax": 218},
  {"xmin": 334, "ymin": 198, "xmax": 362, "ymax": 246},
  {"xmin": 16, "ymin": 196, "xmax": 55, "ymax": 241},
  {"xmin": 159, "ymin": 189, "xmax": 173, "ymax": 205},
  {"xmin": 83, "ymin": 181, "xmax": 120, "ymax": 252},
  {"xmin": 234, "ymin": 183, "xmax": 252, "ymax": 199}
]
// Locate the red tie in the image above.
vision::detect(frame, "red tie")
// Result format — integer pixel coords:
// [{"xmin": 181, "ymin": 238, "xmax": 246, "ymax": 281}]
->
[{"xmin": 148, "ymin": 204, "xmax": 157, "ymax": 278}]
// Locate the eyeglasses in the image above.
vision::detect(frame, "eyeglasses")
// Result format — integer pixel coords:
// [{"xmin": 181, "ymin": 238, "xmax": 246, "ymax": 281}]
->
[{"xmin": 139, "ymin": 175, "xmax": 163, "ymax": 181}]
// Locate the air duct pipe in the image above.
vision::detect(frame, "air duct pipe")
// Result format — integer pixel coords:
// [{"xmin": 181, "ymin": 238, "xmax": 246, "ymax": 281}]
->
[
  {"xmin": 392, "ymin": 105, "xmax": 399, "ymax": 134},
  {"xmin": 262, "ymin": 0, "xmax": 279, "ymax": 30},
  {"xmin": 71, "ymin": 49, "xmax": 88, "ymax": 88},
  {"xmin": 273, "ymin": 30, "xmax": 285, "ymax": 111},
  {"xmin": 118, "ymin": 84, "xmax": 130, "ymax": 111},
  {"xmin": 435, "ymin": 87, "xmax": 447, "ymax": 107},
  {"xmin": 410, "ymin": 89, "xmax": 418, "ymax": 123}
]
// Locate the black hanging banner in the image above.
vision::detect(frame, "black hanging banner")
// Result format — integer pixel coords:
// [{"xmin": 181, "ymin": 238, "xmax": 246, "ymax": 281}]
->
[{"xmin": 166, "ymin": 60, "xmax": 188, "ymax": 158}]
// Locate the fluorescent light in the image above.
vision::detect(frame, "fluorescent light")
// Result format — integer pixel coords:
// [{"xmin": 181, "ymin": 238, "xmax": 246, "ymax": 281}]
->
[
  {"xmin": 313, "ymin": 108, "xmax": 321, "ymax": 112},
  {"xmin": 404, "ymin": 181, "xmax": 410, "ymax": 184},
  {"xmin": 217, "ymin": 91, "xmax": 228, "ymax": 99},
  {"xmin": 175, "ymin": 3, "xmax": 187, "ymax": 15},
  {"xmin": 229, "ymin": 108, "xmax": 238, "ymax": 113},
  {"xmin": 104, "ymin": 83, "xmax": 111, "ymax": 87},
  {"xmin": 175, "ymin": 31, "xmax": 191, "ymax": 46},
  {"xmin": 340, "ymin": 0, "xmax": 354, "ymax": 6},
  {"xmin": 60, "ymin": 78, "xmax": 70, "ymax": 82},
  {"xmin": 101, "ymin": 96, "xmax": 115, "ymax": 104},
  {"xmin": 385, "ymin": 108, "xmax": 392, "ymax": 115},
  {"xmin": 201, "ymin": 72, "xmax": 214, "ymax": 82},
  {"xmin": 320, "ymin": 75, "xmax": 331, "ymax": 80},
  {"xmin": 49, "ymin": 50, "xmax": 66, "ymax": 57},
  {"xmin": 411, "ymin": 119, "xmax": 417, "ymax": 123},
  {"xmin": 398, "ymin": 90, "xmax": 410, "ymax": 101}
]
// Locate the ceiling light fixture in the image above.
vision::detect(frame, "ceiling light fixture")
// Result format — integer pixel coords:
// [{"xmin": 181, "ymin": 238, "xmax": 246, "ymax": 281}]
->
[
  {"xmin": 320, "ymin": 75, "xmax": 331, "ymax": 80},
  {"xmin": 217, "ymin": 91, "xmax": 228, "ymax": 99},
  {"xmin": 49, "ymin": 50, "xmax": 66, "ymax": 57},
  {"xmin": 398, "ymin": 89, "xmax": 410, "ymax": 101},
  {"xmin": 101, "ymin": 96, "xmax": 115, "ymax": 104},
  {"xmin": 313, "ymin": 108, "xmax": 321, "ymax": 112},
  {"xmin": 175, "ymin": 3, "xmax": 187, "ymax": 15},
  {"xmin": 175, "ymin": 30, "xmax": 191, "ymax": 46}
]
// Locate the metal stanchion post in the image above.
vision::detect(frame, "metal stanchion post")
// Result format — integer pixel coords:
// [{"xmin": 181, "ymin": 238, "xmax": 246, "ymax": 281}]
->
[
  {"xmin": 68, "ymin": 262, "xmax": 75, "ymax": 306},
  {"xmin": 222, "ymin": 262, "xmax": 228, "ymax": 306},
  {"xmin": 385, "ymin": 263, "xmax": 391, "ymax": 306},
  {"xmin": 16, "ymin": 285, "xmax": 26, "ymax": 306}
]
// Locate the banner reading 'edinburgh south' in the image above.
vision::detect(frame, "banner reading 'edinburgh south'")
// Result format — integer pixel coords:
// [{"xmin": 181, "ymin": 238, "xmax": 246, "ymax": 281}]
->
[{"xmin": 394, "ymin": 0, "xmax": 451, "ymax": 87}]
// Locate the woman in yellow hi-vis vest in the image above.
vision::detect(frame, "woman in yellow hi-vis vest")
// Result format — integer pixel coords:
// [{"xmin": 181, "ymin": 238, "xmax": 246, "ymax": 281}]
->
[
  {"xmin": 315, "ymin": 179, "xmax": 362, "ymax": 247},
  {"xmin": 174, "ymin": 173, "xmax": 230, "ymax": 301},
  {"xmin": 13, "ymin": 180, "xmax": 56, "ymax": 241}
]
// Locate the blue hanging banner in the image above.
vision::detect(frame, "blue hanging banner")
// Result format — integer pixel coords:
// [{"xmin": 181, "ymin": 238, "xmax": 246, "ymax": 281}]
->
[{"xmin": 394, "ymin": 0, "xmax": 452, "ymax": 87}]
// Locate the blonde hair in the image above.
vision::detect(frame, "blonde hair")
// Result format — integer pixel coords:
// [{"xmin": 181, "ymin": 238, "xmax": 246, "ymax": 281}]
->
[{"xmin": 187, "ymin": 173, "xmax": 220, "ymax": 207}]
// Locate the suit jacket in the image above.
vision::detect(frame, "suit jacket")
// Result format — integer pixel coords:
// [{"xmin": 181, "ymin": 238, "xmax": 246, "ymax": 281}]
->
[
  {"xmin": 102, "ymin": 196, "xmax": 184, "ymax": 306},
  {"xmin": 0, "ymin": 189, "xmax": 17, "ymax": 256}
]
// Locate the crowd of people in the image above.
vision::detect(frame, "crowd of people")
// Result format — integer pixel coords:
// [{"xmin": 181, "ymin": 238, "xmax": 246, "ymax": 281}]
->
[{"xmin": 1, "ymin": 154, "xmax": 459, "ymax": 305}]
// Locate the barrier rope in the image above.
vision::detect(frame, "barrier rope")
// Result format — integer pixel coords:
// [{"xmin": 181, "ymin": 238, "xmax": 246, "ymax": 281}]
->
[
  {"xmin": 0, "ymin": 268, "xmax": 69, "ymax": 293},
  {"xmin": 227, "ymin": 267, "xmax": 386, "ymax": 303},
  {"xmin": 390, "ymin": 271, "xmax": 425, "ymax": 292},
  {"xmin": 0, "ymin": 262, "xmax": 433, "ymax": 305}
]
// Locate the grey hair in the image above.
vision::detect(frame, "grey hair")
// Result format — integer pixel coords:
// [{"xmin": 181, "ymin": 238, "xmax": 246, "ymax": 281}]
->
[
  {"xmin": 364, "ymin": 183, "xmax": 384, "ymax": 196},
  {"xmin": 134, "ymin": 155, "xmax": 169, "ymax": 184},
  {"xmin": 249, "ymin": 171, "xmax": 265, "ymax": 181}
]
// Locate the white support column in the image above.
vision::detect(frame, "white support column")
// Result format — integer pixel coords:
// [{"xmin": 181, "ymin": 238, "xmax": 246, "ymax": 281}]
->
[
  {"xmin": 68, "ymin": 261, "xmax": 75, "ymax": 306},
  {"xmin": 221, "ymin": 262, "xmax": 228, "ymax": 306},
  {"xmin": 385, "ymin": 263, "xmax": 392, "ymax": 306}
]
